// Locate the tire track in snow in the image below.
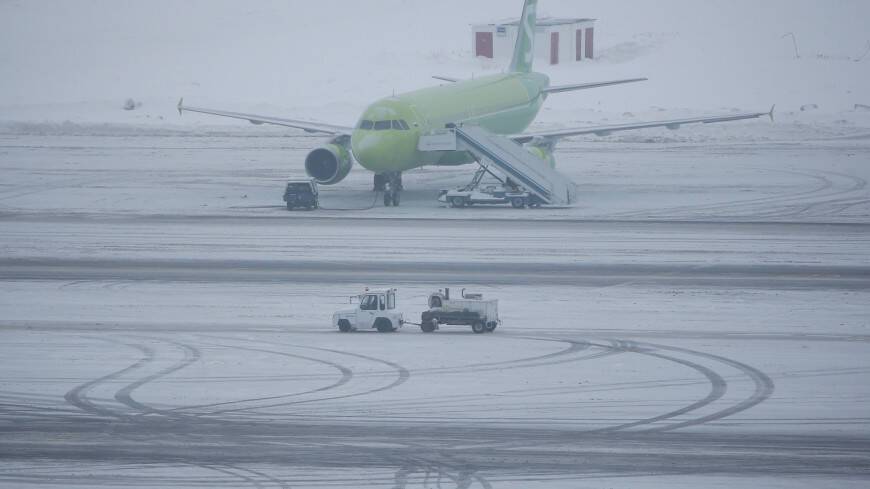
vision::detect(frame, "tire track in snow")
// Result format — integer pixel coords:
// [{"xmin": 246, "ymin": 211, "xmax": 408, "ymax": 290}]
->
[
  {"xmin": 255, "ymin": 338, "xmax": 621, "ymax": 417},
  {"xmin": 411, "ymin": 336, "xmax": 591, "ymax": 376},
  {"xmin": 637, "ymin": 341, "xmax": 774, "ymax": 432},
  {"xmin": 115, "ymin": 339, "xmax": 202, "ymax": 417},
  {"xmin": 605, "ymin": 168, "xmax": 835, "ymax": 219},
  {"xmin": 63, "ymin": 338, "xmax": 155, "ymax": 419},
  {"xmin": 588, "ymin": 340, "xmax": 728, "ymax": 433},
  {"xmin": 195, "ymin": 334, "xmax": 409, "ymax": 416},
  {"xmin": 179, "ymin": 342, "xmax": 354, "ymax": 417}
]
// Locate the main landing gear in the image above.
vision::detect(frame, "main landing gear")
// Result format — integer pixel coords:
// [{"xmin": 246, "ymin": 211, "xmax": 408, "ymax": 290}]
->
[{"xmin": 375, "ymin": 172, "xmax": 403, "ymax": 207}]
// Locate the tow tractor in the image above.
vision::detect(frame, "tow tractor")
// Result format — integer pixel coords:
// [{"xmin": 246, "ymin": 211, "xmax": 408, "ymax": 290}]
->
[
  {"xmin": 333, "ymin": 288, "xmax": 403, "ymax": 333},
  {"xmin": 283, "ymin": 180, "xmax": 319, "ymax": 211},
  {"xmin": 438, "ymin": 164, "xmax": 542, "ymax": 209},
  {"xmin": 420, "ymin": 288, "xmax": 500, "ymax": 334}
]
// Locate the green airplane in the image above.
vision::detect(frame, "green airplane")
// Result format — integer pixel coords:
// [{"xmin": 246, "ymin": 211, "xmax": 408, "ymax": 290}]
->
[{"xmin": 179, "ymin": 0, "xmax": 771, "ymax": 207}]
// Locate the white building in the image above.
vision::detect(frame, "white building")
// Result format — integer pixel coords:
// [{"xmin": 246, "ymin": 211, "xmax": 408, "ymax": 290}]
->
[{"xmin": 472, "ymin": 17, "xmax": 596, "ymax": 66}]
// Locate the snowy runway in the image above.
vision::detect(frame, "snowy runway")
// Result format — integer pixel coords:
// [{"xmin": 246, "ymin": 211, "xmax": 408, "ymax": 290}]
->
[
  {"xmin": 1, "ymin": 129, "xmax": 869, "ymax": 487},
  {"xmin": 2, "ymin": 320, "xmax": 869, "ymax": 488}
]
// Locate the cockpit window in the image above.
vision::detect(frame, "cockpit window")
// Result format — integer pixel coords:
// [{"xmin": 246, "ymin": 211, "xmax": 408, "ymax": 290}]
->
[{"xmin": 365, "ymin": 120, "xmax": 410, "ymax": 131}]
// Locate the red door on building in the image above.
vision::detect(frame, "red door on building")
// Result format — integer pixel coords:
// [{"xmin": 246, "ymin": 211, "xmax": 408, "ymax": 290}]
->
[
  {"xmin": 550, "ymin": 32, "xmax": 559, "ymax": 65},
  {"xmin": 585, "ymin": 28, "xmax": 594, "ymax": 59},
  {"xmin": 576, "ymin": 29, "xmax": 583, "ymax": 60},
  {"xmin": 476, "ymin": 32, "xmax": 493, "ymax": 59}
]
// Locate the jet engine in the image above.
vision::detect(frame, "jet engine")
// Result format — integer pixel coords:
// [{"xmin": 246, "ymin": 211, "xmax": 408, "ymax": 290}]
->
[
  {"xmin": 525, "ymin": 144, "xmax": 557, "ymax": 169},
  {"xmin": 304, "ymin": 142, "xmax": 353, "ymax": 185}
]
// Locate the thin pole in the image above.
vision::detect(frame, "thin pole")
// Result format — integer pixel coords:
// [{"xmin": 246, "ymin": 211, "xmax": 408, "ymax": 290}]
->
[{"xmin": 781, "ymin": 32, "xmax": 800, "ymax": 59}]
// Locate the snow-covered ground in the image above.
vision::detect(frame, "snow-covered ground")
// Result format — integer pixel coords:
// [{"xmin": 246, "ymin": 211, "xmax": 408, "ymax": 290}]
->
[
  {"xmin": 1, "ymin": 131, "xmax": 869, "ymax": 486},
  {"xmin": 1, "ymin": 280, "xmax": 869, "ymax": 487},
  {"xmin": 1, "ymin": 124, "xmax": 868, "ymax": 222},
  {"xmin": 2, "ymin": 1, "xmax": 870, "ymax": 487}
]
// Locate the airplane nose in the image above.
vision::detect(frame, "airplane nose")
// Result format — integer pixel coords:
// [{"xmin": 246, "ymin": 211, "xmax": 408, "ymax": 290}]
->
[
  {"xmin": 352, "ymin": 132, "xmax": 379, "ymax": 163},
  {"xmin": 351, "ymin": 127, "xmax": 418, "ymax": 173},
  {"xmin": 351, "ymin": 132, "xmax": 384, "ymax": 169}
]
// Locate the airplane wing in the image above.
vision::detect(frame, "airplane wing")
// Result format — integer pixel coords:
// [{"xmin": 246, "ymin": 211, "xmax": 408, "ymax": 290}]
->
[
  {"xmin": 543, "ymin": 77, "xmax": 648, "ymax": 94},
  {"xmin": 511, "ymin": 106, "xmax": 775, "ymax": 144},
  {"xmin": 177, "ymin": 98, "xmax": 353, "ymax": 135}
]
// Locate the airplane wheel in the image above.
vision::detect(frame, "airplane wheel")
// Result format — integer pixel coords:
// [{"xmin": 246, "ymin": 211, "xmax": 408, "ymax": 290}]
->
[
  {"xmin": 384, "ymin": 192, "xmax": 393, "ymax": 207},
  {"xmin": 392, "ymin": 192, "xmax": 400, "ymax": 207}
]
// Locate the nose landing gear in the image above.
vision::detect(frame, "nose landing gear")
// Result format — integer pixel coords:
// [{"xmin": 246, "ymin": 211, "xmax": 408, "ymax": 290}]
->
[{"xmin": 379, "ymin": 172, "xmax": 403, "ymax": 207}]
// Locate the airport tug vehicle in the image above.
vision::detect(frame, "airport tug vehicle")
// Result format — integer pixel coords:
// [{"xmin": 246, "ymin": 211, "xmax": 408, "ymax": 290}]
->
[
  {"xmin": 333, "ymin": 288, "xmax": 403, "ymax": 333},
  {"xmin": 283, "ymin": 180, "xmax": 319, "ymax": 211},
  {"xmin": 332, "ymin": 287, "xmax": 500, "ymax": 334},
  {"xmin": 421, "ymin": 288, "xmax": 500, "ymax": 334}
]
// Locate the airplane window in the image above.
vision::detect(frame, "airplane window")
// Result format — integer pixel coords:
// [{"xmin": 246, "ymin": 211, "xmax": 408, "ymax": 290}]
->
[
  {"xmin": 359, "ymin": 120, "xmax": 374, "ymax": 130},
  {"xmin": 391, "ymin": 120, "xmax": 403, "ymax": 130},
  {"xmin": 374, "ymin": 120, "xmax": 391, "ymax": 130},
  {"xmin": 399, "ymin": 120, "xmax": 411, "ymax": 130}
]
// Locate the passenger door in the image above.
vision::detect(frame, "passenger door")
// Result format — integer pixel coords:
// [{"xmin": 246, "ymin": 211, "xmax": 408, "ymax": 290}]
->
[{"xmin": 357, "ymin": 294, "xmax": 379, "ymax": 329}]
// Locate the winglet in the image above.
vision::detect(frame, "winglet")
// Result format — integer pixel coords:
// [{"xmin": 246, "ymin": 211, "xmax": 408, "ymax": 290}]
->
[
  {"xmin": 177, "ymin": 97, "xmax": 184, "ymax": 116},
  {"xmin": 769, "ymin": 104, "xmax": 776, "ymax": 122}
]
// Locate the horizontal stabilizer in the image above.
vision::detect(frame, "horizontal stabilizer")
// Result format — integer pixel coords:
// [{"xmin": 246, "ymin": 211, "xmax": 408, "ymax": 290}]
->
[{"xmin": 544, "ymin": 78, "xmax": 648, "ymax": 94}]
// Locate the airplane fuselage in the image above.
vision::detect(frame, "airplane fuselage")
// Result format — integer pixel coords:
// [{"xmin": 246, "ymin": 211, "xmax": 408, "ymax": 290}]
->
[{"xmin": 350, "ymin": 72, "xmax": 550, "ymax": 174}]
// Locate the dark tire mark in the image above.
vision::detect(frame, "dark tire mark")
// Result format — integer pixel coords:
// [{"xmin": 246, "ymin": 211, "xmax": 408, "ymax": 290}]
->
[
  {"xmin": 195, "ymin": 463, "xmax": 265, "ymax": 488},
  {"xmin": 63, "ymin": 339, "xmax": 154, "ymax": 419},
  {"xmin": 115, "ymin": 339, "xmax": 201, "ymax": 416},
  {"xmin": 589, "ymin": 340, "xmax": 728, "ymax": 433},
  {"xmin": 411, "ymin": 336, "xmax": 592, "ymax": 376},
  {"xmin": 607, "ymin": 168, "xmax": 834, "ymax": 219},
  {"xmin": 221, "ymin": 463, "xmax": 287, "ymax": 489},
  {"xmin": 640, "ymin": 341, "xmax": 775, "ymax": 432},
  {"xmin": 181, "ymin": 343, "xmax": 353, "ymax": 416},
  {"xmin": 344, "ymin": 340, "xmax": 624, "ymax": 416},
  {"xmin": 232, "ymin": 345, "xmax": 410, "ymax": 414},
  {"xmin": 195, "ymin": 334, "xmax": 409, "ymax": 415}
]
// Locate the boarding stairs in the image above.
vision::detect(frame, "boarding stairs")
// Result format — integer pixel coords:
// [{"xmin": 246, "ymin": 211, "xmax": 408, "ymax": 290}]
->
[{"xmin": 419, "ymin": 125, "xmax": 577, "ymax": 206}]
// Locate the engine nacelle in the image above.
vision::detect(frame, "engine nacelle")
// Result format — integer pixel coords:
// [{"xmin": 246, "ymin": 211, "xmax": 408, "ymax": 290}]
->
[
  {"xmin": 305, "ymin": 143, "xmax": 353, "ymax": 185},
  {"xmin": 525, "ymin": 144, "xmax": 557, "ymax": 169}
]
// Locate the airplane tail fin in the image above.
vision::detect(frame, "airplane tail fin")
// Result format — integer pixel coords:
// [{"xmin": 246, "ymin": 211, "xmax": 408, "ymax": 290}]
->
[{"xmin": 509, "ymin": 0, "xmax": 538, "ymax": 73}]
